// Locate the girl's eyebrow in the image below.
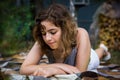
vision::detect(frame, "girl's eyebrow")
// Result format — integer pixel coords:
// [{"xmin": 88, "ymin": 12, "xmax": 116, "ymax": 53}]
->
[{"xmin": 48, "ymin": 28, "xmax": 56, "ymax": 32}]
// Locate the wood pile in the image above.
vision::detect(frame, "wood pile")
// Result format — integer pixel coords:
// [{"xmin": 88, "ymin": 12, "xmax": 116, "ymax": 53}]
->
[{"xmin": 98, "ymin": 14, "xmax": 120, "ymax": 50}]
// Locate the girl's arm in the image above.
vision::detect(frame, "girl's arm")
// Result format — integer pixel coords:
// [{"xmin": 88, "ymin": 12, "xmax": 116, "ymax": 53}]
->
[
  {"xmin": 20, "ymin": 40, "xmax": 81, "ymax": 77},
  {"xmin": 20, "ymin": 42, "xmax": 43, "ymax": 75},
  {"xmin": 75, "ymin": 28, "xmax": 91, "ymax": 72},
  {"xmin": 32, "ymin": 63, "xmax": 80, "ymax": 77},
  {"xmin": 20, "ymin": 42, "xmax": 79, "ymax": 76}
]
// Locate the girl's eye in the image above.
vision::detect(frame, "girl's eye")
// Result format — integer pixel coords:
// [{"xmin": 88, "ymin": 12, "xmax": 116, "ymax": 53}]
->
[{"xmin": 50, "ymin": 31, "xmax": 57, "ymax": 35}]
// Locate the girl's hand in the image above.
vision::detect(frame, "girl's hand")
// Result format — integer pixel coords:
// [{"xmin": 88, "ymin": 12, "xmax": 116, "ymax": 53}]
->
[
  {"xmin": 53, "ymin": 63, "xmax": 80, "ymax": 74},
  {"xmin": 33, "ymin": 65, "xmax": 66, "ymax": 77},
  {"xmin": 33, "ymin": 67, "xmax": 54, "ymax": 77},
  {"xmin": 32, "ymin": 63, "xmax": 80, "ymax": 77}
]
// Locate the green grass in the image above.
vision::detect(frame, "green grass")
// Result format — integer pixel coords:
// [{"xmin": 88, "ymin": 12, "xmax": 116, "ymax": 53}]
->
[
  {"xmin": 110, "ymin": 50, "xmax": 120, "ymax": 65},
  {"xmin": 0, "ymin": 41, "xmax": 33, "ymax": 57}
]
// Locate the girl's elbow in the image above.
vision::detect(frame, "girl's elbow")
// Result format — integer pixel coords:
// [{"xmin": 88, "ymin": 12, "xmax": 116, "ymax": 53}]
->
[
  {"xmin": 19, "ymin": 66, "xmax": 26, "ymax": 75},
  {"xmin": 19, "ymin": 67, "xmax": 24, "ymax": 74}
]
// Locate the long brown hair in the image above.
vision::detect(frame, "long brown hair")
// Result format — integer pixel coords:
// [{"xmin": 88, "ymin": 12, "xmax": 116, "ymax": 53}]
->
[{"xmin": 33, "ymin": 3, "xmax": 78, "ymax": 59}]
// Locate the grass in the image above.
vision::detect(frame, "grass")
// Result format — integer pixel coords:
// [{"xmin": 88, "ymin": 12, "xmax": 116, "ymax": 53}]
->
[
  {"xmin": 110, "ymin": 50, "xmax": 120, "ymax": 65},
  {"xmin": 0, "ymin": 41, "xmax": 33, "ymax": 57}
]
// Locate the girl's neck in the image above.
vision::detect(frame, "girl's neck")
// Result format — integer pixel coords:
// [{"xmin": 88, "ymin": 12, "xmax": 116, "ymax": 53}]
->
[{"xmin": 52, "ymin": 49, "xmax": 64, "ymax": 63}]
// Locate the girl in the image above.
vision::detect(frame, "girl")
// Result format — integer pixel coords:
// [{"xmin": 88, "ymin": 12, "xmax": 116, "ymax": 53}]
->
[{"xmin": 20, "ymin": 3, "xmax": 111, "ymax": 78}]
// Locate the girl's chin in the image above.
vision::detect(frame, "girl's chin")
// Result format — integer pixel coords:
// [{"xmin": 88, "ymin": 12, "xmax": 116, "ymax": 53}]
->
[
  {"xmin": 50, "ymin": 47, "xmax": 57, "ymax": 49},
  {"xmin": 49, "ymin": 46, "xmax": 58, "ymax": 49}
]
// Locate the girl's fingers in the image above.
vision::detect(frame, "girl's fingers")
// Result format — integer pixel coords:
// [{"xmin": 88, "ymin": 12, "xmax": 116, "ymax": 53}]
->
[
  {"xmin": 33, "ymin": 68, "xmax": 43, "ymax": 76},
  {"xmin": 33, "ymin": 70, "xmax": 39, "ymax": 76},
  {"xmin": 73, "ymin": 68, "xmax": 80, "ymax": 73}
]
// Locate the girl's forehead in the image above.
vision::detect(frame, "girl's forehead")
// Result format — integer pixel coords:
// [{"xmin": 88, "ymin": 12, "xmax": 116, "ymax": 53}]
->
[
  {"xmin": 40, "ymin": 20, "xmax": 59, "ymax": 30},
  {"xmin": 41, "ymin": 20, "xmax": 54, "ymax": 27}
]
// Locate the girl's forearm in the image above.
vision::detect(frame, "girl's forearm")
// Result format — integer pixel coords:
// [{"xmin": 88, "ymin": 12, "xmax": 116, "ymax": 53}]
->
[
  {"xmin": 20, "ymin": 63, "xmax": 79, "ymax": 76},
  {"xmin": 49, "ymin": 63, "xmax": 80, "ymax": 74},
  {"xmin": 20, "ymin": 65, "xmax": 40, "ymax": 75},
  {"xmin": 20, "ymin": 63, "xmax": 48, "ymax": 75}
]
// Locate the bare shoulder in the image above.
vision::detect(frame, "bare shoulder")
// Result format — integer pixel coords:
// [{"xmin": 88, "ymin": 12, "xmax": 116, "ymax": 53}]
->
[
  {"xmin": 27, "ymin": 41, "xmax": 43, "ymax": 57},
  {"xmin": 77, "ymin": 28, "xmax": 89, "ymax": 36},
  {"xmin": 76, "ymin": 28, "xmax": 91, "ymax": 49},
  {"xmin": 34, "ymin": 41, "xmax": 41, "ymax": 47}
]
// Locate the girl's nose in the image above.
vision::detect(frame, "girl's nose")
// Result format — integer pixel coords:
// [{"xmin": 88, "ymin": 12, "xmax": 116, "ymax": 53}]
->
[{"xmin": 46, "ymin": 33, "xmax": 52, "ymax": 41}]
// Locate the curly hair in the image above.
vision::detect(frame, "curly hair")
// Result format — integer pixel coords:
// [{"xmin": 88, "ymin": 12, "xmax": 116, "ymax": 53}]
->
[{"xmin": 33, "ymin": 3, "xmax": 78, "ymax": 59}]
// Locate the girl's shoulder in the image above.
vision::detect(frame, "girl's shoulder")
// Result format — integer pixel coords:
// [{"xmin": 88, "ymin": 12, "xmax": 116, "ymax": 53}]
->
[
  {"xmin": 76, "ymin": 27, "xmax": 89, "ymax": 48},
  {"xmin": 77, "ymin": 27, "xmax": 88, "ymax": 36}
]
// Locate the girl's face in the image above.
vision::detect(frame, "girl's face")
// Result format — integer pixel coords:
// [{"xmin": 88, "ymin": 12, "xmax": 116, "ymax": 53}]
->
[{"xmin": 41, "ymin": 20, "xmax": 62, "ymax": 49}]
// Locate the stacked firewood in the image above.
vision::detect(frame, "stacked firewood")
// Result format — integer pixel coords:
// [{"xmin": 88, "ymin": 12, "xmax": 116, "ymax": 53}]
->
[{"xmin": 98, "ymin": 14, "xmax": 120, "ymax": 50}]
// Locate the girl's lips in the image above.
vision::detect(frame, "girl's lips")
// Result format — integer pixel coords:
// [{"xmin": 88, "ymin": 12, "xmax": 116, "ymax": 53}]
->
[{"xmin": 47, "ymin": 42, "xmax": 55, "ymax": 45}]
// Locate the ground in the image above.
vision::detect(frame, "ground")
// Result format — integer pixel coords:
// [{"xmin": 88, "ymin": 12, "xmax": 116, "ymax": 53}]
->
[{"xmin": 0, "ymin": 52, "xmax": 120, "ymax": 80}]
